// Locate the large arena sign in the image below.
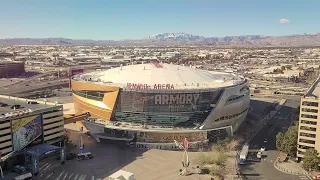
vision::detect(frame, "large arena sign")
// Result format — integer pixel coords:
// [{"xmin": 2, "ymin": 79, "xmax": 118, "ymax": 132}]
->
[
  {"xmin": 154, "ymin": 94, "xmax": 200, "ymax": 105},
  {"xmin": 126, "ymin": 83, "xmax": 174, "ymax": 90},
  {"xmin": 114, "ymin": 90, "xmax": 223, "ymax": 126},
  {"xmin": 136, "ymin": 131, "xmax": 207, "ymax": 143},
  {"xmin": 117, "ymin": 91, "xmax": 222, "ymax": 113}
]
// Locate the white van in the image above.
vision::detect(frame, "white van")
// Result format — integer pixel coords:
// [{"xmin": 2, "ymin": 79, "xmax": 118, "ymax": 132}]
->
[
  {"xmin": 13, "ymin": 172, "xmax": 32, "ymax": 180},
  {"xmin": 77, "ymin": 152, "xmax": 93, "ymax": 160}
]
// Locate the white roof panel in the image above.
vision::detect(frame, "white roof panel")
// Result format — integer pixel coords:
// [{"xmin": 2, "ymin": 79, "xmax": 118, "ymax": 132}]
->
[{"xmin": 76, "ymin": 63, "xmax": 245, "ymax": 89}]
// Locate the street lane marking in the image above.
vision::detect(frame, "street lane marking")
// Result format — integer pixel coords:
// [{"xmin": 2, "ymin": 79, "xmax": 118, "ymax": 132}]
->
[
  {"xmin": 92, "ymin": 176, "xmax": 95, "ymax": 180},
  {"xmin": 56, "ymin": 170, "xmax": 65, "ymax": 180},
  {"xmin": 40, "ymin": 162, "xmax": 49, "ymax": 170},
  {"xmin": 63, "ymin": 172, "xmax": 69, "ymax": 180},
  {"xmin": 69, "ymin": 173, "xmax": 74, "ymax": 179},
  {"xmin": 43, "ymin": 163, "xmax": 51, "ymax": 171},
  {"xmin": 80, "ymin": 175, "xmax": 87, "ymax": 180},
  {"xmin": 46, "ymin": 173, "xmax": 52, "ymax": 179},
  {"xmin": 78, "ymin": 175, "xmax": 84, "ymax": 180},
  {"xmin": 299, "ymin": 175, "xmax": 311, "ymax": 180},
  {"xmin": 74, "ymin": 173, "xmax": 79, "ymax": 180}
]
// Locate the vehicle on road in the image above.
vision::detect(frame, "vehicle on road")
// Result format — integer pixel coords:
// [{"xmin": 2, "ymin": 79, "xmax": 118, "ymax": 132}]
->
[
  {"xmin": 257, "ymin": 151, "xmax": 262, "ymax": 159},
  {"xmin": 0, "ymin": 102, "xmax": 8, "ymax": 107},
  {"xmin": 27, "ymin": 101, "xmax": 38, "ymax": 104},
  {"xmin": 13, "ymin": 165, "xmax": 27, "ymax": 174},
  {"xmin": 13, "ymin": 172, "xmax": 32, "ymax": 180},
  {"xmin": 239, "ymin": 145, "xmax": 249, "ymax": 165},
  {"xmin": 264, "ymin": 138, "xmax": 268, "ymax": 144},
  {"xmin": 261, "ymin": 146, "xmax": 266, "ymax": 152},
  {"xmin": 77, "ymin": 152, "xmax": 93, "ymax": 160},
  {"xmin": 11, "ymin": 104, "xmax": 21, "ymax": 109}
]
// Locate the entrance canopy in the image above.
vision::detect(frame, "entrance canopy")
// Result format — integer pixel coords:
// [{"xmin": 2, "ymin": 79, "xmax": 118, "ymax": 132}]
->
[{"xmin": 26, "ymin": 144, "xmax": 61, "ymax": 158}]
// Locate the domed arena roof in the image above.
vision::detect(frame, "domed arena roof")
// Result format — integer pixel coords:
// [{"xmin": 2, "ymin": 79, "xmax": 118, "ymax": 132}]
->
[{"xmin": 77, "ymin": 63, "xmax": 245, "ymax": 90}]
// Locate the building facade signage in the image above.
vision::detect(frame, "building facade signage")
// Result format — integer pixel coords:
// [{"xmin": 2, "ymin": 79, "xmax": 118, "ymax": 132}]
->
[
  {"xmin": 136, "ymin": 131, "xmax": 207, "ymax": 143},
  {"xmin": 127, "ymin": 83, "xmax": 174, "ymax": 90},
  {"xmin": 154, "ymin": 94, "xmax": 200, "ymax": 105}
]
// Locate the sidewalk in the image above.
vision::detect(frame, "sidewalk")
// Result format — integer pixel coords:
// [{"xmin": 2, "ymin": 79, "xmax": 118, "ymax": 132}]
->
[{"xmin": 274, "ymin": 159, "xmax": 308, "ymax": 175}]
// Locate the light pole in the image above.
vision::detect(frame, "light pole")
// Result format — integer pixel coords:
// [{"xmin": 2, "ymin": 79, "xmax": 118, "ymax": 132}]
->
[
  {"xmin": 174, "ymin": 138, "xmax": 196, "ymax": 176},
  {"xmin": 79, "ymin": 127, "xmax": 84, "ymax": 153}
]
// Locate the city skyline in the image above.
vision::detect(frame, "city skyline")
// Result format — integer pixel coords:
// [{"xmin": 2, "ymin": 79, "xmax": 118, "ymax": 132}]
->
[{"xmin": 0, "ymin": 0, "xmax": 319, "ymax": 40}]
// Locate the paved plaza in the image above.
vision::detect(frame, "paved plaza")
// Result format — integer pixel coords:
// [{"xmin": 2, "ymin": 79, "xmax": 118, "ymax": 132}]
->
[{"xmin": 33, "ymin": 124, "xmax": 213, "ymax": 180}]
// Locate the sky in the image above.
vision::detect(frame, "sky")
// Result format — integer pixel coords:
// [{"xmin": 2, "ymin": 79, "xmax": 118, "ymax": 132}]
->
[{"xmin": 0, "ymin": 0, "xmax": 319, "ymax": 40}]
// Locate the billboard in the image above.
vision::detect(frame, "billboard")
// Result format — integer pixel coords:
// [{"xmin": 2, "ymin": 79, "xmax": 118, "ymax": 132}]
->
[
  {"xmin": 12, "ymin": 115, "xmax": 43, "ymax": 151},
  {"xmin": 69, "ymin": 67, "xmax": 84, "ymax": 77}
]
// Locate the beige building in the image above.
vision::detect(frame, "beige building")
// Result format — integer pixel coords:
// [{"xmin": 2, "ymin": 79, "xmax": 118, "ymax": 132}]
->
[
  {"xmin": 297, "ymin": 77, "xmax": 320, "ymax": 160},
  {"xmin": 0, "ymin": 95, "xmax": 64, "ymax": 160}
]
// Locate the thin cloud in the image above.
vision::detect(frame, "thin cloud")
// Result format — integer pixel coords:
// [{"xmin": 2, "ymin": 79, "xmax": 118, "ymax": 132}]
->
[{"xmin": 280, "ymin": 18, "xmax": 291, "ymax": 24}]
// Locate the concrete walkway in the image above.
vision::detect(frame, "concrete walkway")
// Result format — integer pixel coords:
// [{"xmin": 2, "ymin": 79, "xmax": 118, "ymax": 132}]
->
[{"xmin": 274, "ymin": 159, "xmax": 309, "ymax": 176}]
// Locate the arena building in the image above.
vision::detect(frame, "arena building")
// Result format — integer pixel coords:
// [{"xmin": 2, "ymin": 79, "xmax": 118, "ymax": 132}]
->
[
  {"xmin": 71, "ymin": 62, "xmax": 250, "ymax": 149},
  {"xmin": 0, "ymin": 61, "xmax": 25, "ymax": 78}
]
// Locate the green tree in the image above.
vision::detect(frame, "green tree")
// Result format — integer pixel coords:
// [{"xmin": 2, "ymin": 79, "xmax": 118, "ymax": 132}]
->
[
  {"xmin": 282, "ymin": 123, "xmax": 298, "ymax": 156},
  {"xmin": 276, "ymin": 123, "xmax": 298, "ymax": 156},
  {"xmin": 302, "ymin": 148, "xmax": 320, "ymax": 171},
  {"xmin": 276, "ymin": 132, "xmax": 285, "ymax": 152}
]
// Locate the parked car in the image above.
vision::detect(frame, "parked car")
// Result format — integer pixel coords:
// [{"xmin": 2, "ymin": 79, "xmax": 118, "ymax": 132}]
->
[
  {"xmin": 257, "ymin": 151, "xmax": 262, "ymax": 159},
  {"xmin": 77, "ymin": 152, "xmax": 93, "ymax": 161},
  {"xmin": 13, "ymin": 165, "xmax": 27, "ymax": 174},
  {"xmin": 0, "ymin": 102, "xmax": 8, "ymax": 107},
  {"xmin": 27, "ymin": 101, "xmax": 38, "ymax": 104},
  {"xmin": 11, "ymin": 104, "xmax": 21, "ymax": 109}
]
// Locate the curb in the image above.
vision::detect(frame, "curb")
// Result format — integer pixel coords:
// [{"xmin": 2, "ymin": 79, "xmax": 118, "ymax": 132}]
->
[
  {"xmin": 273, "ymin": 154, "xmax": 313, "ymax": 180},
  {"xmin": 273, "ymin": 158, "xmax": 310, "ymax": 177}
]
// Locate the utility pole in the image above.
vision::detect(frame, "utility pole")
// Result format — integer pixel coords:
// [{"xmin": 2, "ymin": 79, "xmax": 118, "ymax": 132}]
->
[{"xmin": 79, "ymin": 127, "xmax": 84, "ymax": 153}]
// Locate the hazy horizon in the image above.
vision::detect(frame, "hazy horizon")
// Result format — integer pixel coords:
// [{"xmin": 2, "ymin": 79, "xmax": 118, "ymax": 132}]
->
[{"xmin": 1, "ymin": 0, "xmax": 319, "ymax": 40}]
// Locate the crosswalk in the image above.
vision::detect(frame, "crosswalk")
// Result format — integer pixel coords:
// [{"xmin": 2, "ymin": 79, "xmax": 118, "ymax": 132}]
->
[
  {"xmin": 298, "ymin": 175, "xmax": 312, "ymax": 180},
  {"xmin": 37, "ymin": 162, "xmax": 102, "ymax": 180}
]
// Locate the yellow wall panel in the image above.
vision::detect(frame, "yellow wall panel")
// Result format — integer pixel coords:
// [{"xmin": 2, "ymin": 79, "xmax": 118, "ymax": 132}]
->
[
  {"xmin": 73, "ymin": 95, "xmax": 113, "ymax": 120},
  {"xmin": 102, "ymin": 90, "xmax": 119, "ymax": 110},
  {"xmin": 71, "ymin": 79, "xmax": 120, "ymax": 92}
]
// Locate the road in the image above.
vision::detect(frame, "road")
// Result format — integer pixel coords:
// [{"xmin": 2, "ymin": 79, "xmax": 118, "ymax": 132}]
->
[
  {"xmin": 240, "ymin": 96, "xmax": 311, "ymax": 180},
  {"xmin": 0, "ymin": 79, "xmax": 69, "ymax": 96}
]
